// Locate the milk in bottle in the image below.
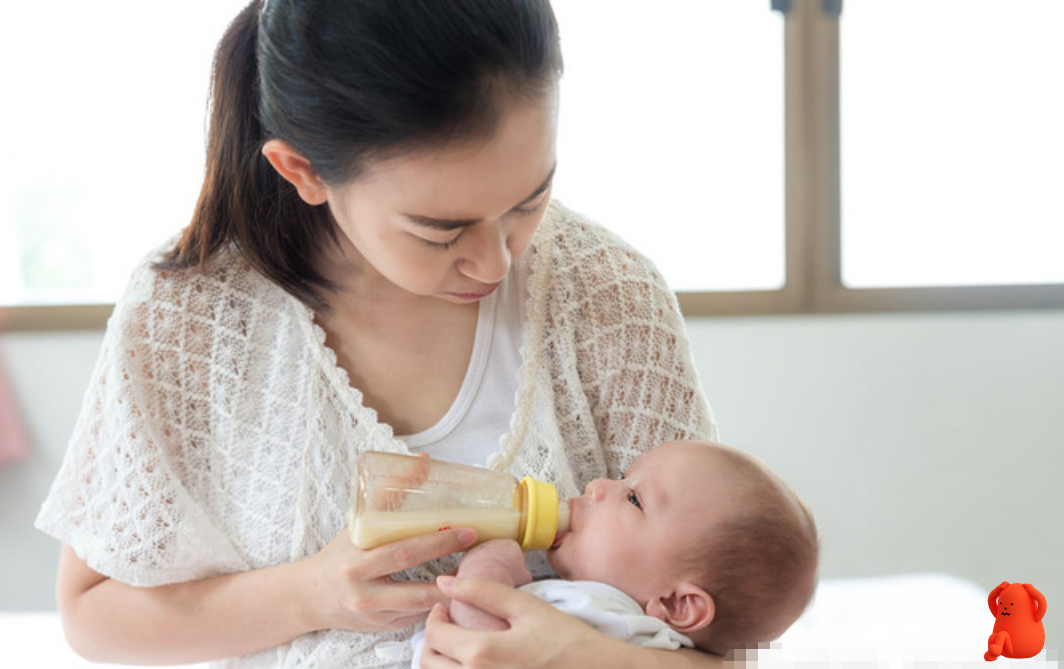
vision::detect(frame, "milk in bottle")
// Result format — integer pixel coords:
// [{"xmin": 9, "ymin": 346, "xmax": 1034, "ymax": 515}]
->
[{"xmin": 349, "ymin": 451, "xmax": 570, "ymax": 551}]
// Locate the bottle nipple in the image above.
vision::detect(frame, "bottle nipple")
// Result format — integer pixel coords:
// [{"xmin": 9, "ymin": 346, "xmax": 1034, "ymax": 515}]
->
[{"xmin": 556, "ymin": 498, "xmax": 571, "ymax": 533}]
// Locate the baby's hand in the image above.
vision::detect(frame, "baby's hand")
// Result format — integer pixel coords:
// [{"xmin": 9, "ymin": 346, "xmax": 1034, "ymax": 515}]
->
[
  {"xmin": 448, "ymin": 539, "xmax": 531, "ymax": 630},
  {"xmin": 458, "ymin": 539, "xmax": 532, "ymax": 586}
]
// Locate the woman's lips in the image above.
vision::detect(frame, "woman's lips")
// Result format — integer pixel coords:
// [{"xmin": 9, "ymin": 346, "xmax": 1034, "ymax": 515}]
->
[{"xmin": 449, "ymin": 283, "xmax": 500, "ymax": 301}]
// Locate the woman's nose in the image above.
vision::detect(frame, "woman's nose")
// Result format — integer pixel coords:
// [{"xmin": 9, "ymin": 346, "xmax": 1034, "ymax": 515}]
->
[{"xmin": 458, "ymin": 221, "xmax": 511, "ymax": 284}]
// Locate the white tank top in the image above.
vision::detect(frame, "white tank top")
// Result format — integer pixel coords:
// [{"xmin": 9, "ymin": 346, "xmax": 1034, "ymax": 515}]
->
[{"xmin": 396, "ymin": 257, "xmax": 527, "ymax": 467}]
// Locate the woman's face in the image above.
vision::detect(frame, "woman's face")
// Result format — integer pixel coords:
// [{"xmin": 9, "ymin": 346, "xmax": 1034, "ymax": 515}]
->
[{"xmin": 323, "ymin": 91, "xmax": 558, "ymax": 303}]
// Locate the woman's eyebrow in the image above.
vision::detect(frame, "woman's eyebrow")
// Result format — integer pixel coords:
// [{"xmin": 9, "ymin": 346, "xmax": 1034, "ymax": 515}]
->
[
  {"xmin": 518, "ymin": 163, "xmax": 557, "ymax": 206},
  {"xmin": 403, "ymin": 163, "xmax": 557, "ymax": 231}
]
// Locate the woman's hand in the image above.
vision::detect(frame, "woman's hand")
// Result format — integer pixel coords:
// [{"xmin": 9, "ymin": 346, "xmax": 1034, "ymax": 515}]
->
[
  {"xmin": 296, "ymin": 525, "xmax": 477, "ymax": 633},
  {"xmin": 420, "ymin": 576, "xmax": 607, "ymax": 668}
]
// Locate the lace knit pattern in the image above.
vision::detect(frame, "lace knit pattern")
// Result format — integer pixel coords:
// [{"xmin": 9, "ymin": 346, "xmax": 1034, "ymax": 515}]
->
[{"xmin": 36, "ymin": 201, "xmax": 716, "ymax": 668}]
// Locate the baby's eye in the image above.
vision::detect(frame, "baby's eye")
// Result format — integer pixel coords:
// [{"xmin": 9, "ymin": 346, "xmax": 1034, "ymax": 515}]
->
[{"xmin": 626, "ymin": 490, "xmax": 643, "ymax": 510}]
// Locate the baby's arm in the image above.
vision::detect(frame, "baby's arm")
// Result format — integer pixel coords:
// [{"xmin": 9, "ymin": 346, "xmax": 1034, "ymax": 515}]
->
[{"xmin": 450, "ymin": 539, "xmax": 532, "ymax": 630}]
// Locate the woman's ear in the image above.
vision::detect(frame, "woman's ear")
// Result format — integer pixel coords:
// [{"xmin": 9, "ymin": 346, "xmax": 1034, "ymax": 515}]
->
[
  {"xmin": 645, "ymin": 582, "xmax": 715, "ymax": 634},
  {"xmin": 261, "ymin": 139, "xmax": 329, "ymax": 205}
]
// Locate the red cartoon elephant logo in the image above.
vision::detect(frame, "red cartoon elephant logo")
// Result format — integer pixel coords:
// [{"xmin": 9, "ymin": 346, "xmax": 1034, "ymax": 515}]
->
[{"xmin": 985, "ymin": 582, "xmax": 1047, "ymax": 661}]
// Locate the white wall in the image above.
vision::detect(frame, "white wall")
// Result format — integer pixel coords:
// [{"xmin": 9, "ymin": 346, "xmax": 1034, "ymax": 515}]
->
[
  {"xmin": 685, "ymin": 310, "xmax": 1064, "ymax": 653},
  {"xmin": 2, "ymin": 311, "xmax": 1062, "ymax": 651},
  {"xmin": 0, "ymin": 331, "xmax": 102, "ymax": 610}
]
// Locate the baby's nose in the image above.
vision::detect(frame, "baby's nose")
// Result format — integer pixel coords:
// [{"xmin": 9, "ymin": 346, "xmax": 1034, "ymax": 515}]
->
[{"xmin": 584, "ymin": 478, "xmax": 610, "ymax": 502}]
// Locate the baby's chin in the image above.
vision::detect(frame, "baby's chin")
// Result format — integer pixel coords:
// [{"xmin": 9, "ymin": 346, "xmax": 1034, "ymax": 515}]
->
[{"xmin": 543, "ymin": 546, "xmax": 571, "ymax": 579}]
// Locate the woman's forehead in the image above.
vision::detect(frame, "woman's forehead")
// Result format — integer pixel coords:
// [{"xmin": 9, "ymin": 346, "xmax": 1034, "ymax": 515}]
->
[{"xmin": 348, "ymin": 96, "xmax": 557, "ymax": 214}]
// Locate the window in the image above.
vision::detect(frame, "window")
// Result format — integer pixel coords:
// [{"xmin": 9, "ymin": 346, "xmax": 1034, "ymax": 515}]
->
[
  {"xmin": 0, "ymin": 1, "xmax": 248, "ymax": 319},
  {"xmin": 840, "ymin": 0, "xmax": 1064, "ymax": 289},
  {"xmin": 778, "ymin": 0, "xmax": 1064, "ymax": 312},
  {"xmin": 551, "ymin": 0, "xmax": 785, "ymax": 293},
  {"xmin": 3, "ymin": 0, "xmax": 1062, "ymax": 331}
]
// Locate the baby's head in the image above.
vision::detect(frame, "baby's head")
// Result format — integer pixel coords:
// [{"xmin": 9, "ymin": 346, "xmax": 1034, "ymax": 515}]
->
[{"xmin": 547, "ymin": 440, "xmax": 818, "ymax": 655}]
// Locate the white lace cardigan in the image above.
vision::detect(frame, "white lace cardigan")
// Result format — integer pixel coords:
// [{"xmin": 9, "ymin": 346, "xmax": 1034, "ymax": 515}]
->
[{"xmin": 36, "ymin": 201, "xmax": 717, "ymax": 668}]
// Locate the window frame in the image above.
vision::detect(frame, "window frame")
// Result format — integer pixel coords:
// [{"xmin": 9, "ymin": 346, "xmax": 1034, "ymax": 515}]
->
[
  {"xmin": 1, "ymin": 304, "xmax": 114, "ymax": 332},
  {"xmin": 5, "ymin": 0, "xmax": 1063, "ymax": 332},
  {"xmin": 681, "ymin": 0, "xmax": 1064, "ymax": 316}
]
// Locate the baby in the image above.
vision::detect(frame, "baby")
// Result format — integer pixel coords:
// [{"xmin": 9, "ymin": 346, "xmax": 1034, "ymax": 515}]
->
[{"xmin": 434, "ymin": 440, "xmax": 819, "ymax": 658}]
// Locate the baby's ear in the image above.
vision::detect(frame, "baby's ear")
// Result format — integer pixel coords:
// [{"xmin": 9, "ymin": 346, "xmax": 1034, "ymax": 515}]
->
[{"xmin": 646, "ymin": 582, "xmax": 715, "ymax": 634}]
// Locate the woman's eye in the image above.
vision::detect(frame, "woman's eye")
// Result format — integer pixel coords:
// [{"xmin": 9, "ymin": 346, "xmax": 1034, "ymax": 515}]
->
[
  {"xmin": 422, "ymin": 235, "xmax": 461, "ymax": 250},
  {"xmin": 626, "ymin": 490, "xmax": 643, "ymax": 510},
  {"xmin": 513, "ymin": 190, "xmax": 551, "ymax": 216}
]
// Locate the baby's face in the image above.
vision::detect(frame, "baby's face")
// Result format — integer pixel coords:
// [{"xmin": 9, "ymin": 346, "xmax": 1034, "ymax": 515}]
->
[{"xmin": 547, "ymin": 441, "xmax": 739, "ymax": 606}]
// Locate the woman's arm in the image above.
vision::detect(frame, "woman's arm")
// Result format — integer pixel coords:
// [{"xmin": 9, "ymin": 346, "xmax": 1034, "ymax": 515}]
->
[
  {"xmin": 57, "ymin": 526, "xmax": 476, "ymax": 665},
  {"xmin": 421, "ymin": 577, "xmax": 723, "ymax": 669}
]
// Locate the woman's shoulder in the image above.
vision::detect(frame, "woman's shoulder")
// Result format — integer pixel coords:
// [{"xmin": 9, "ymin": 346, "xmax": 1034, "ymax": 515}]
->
[
  {"xmin": 537, "ymin": 200, "xmax": 640, "ymax": 258},
  {"xmin": 111, "ymin": 239, "xmax": 308, "ymax": 348},
  {"xmin": 126, "ymin": 240, "xmax": 294, "ymax": 306},
  {"xmin": 533, "ymin": 200, "xmax": 674, "ymax": 308}
]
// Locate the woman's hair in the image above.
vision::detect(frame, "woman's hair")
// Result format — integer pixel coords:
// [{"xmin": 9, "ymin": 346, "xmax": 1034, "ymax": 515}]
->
[{"xmin": 157, "ymin": 0, "xmax": 562, "ymax": 310}]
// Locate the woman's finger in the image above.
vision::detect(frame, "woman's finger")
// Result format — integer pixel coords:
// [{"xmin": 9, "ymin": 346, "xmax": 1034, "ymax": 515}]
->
[
  {"xmin": 422, "ymin": 601, "xmax": 477, "ymax": 666},
  {"xmin": 382, "ymin": 609, "xmax": 434, "ymax": 631},
  {"xmin": 374, "ymin": 578, "xmax": 453, "ymax": 616},
  {"xmin": 366, "ymin": 527, "xmax": 476, "ymax": 577},
  {"xmin": 434, "ymin": 575, "xmax": 538, "ymax": 621},
  {"xmin": 419, "ymin": 649, "xmax": 463, "ymax": 669},
  {"xmin": 341, "ymin": 583, "xmax": 446, "ymax": 632}
]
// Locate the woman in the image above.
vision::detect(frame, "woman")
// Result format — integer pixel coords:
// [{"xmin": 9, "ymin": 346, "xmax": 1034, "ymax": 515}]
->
[{"xmin": 36, "ymin": 1, "xmax": 720, "ymax": 667}]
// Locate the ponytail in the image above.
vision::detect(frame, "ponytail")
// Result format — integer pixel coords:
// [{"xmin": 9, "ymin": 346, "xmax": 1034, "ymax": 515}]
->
[{"xmin": 157, "ymin": 0, "xmax": 337, "ymax": 312}]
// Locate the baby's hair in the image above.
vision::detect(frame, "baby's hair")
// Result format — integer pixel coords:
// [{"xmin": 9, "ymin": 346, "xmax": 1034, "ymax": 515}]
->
[
  {"xmin": 156, "ymin": 0, "xmax": 562, "ymax": 312},
  {"xmin": 684, "ymin": 445, "xmax": 819, "ymax": 656}
]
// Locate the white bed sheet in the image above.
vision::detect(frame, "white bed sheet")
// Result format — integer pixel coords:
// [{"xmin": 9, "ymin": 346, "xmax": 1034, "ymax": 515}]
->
[
  {"xmin": 0, "ymin": 573, "xmax": 1056, "ymax": 668},
  {"xmin": 773, "ymin": 572, "xmax": 1057, "ymax": 667}
]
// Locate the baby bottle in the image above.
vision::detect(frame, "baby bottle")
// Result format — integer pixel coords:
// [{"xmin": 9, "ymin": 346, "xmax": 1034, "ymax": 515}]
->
[{"xmin": 349, "ymin": 451, "xmax": 570, "ymax": 551}]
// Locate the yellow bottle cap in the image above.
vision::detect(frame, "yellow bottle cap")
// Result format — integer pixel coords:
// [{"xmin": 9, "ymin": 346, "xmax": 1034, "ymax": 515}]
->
[{"xmin": 519, "ymin": 476, "xmax": 561, "ymax": 550}]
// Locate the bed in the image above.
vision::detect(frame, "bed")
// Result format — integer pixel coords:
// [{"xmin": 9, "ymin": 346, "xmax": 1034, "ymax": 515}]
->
[{"xmin": 0, "ymin": 573, "xmax": 1055, "ymax": 668}]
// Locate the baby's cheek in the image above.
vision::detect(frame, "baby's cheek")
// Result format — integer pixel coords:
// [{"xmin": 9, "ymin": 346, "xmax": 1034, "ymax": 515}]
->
[{"xmin": 547, "ymin": 545, "xmax": 577, "ymax": 580}]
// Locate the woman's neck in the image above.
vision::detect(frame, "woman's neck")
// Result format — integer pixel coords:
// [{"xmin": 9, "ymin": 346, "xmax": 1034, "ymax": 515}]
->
[{"xmin": 313, "ymin": 234, "xmax": 422, "ymax": 309}]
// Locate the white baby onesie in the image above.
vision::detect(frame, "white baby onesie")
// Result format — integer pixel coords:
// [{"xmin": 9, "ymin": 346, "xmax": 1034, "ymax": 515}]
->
[{"xmin": 389, "ymin": 579, "xmax": 693, "ymax": 666}]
